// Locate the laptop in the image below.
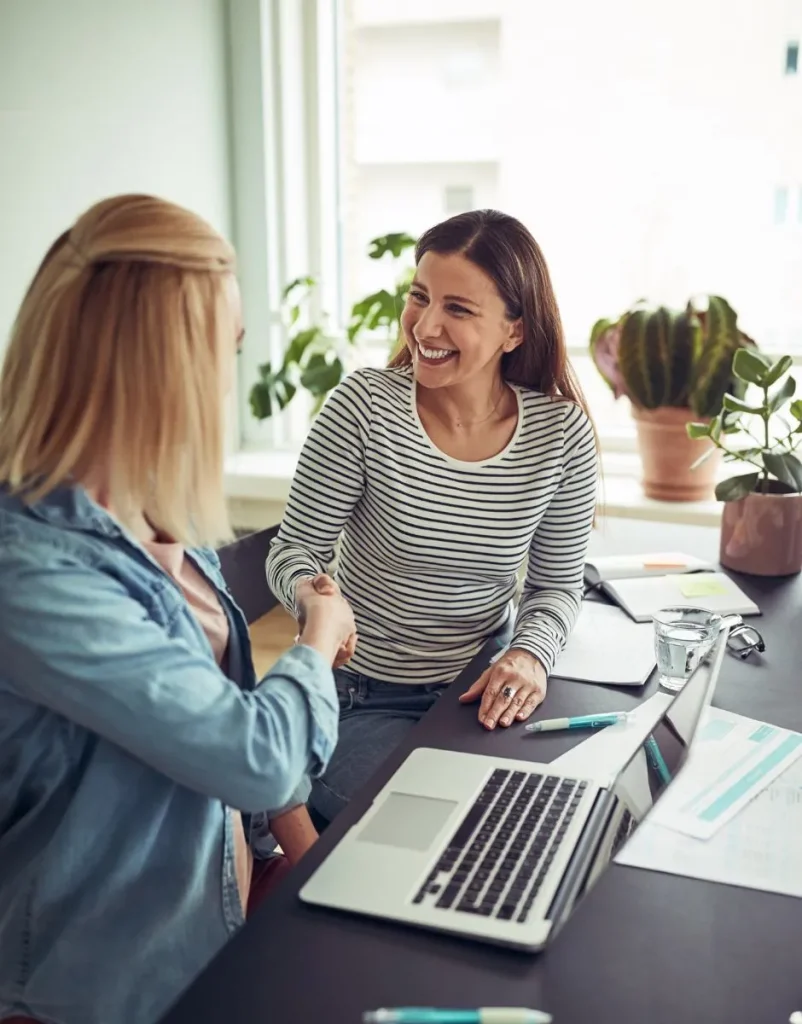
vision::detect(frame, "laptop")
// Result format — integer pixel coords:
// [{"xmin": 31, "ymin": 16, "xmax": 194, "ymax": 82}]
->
[{"xmin": 300, "ymin": 627, "xmax": 728, "ymax": 950}]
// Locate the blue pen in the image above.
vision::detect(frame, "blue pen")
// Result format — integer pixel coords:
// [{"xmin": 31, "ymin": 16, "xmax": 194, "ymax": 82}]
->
[
  {"xmin": 363, "ymin": 1009, "xmax": 552, "ymax": 1024},
  {"xmin": 645, "ymin": 734, "xmax": 672, "ymax": 784},
  {"xmin": 525, "ymin": 711, "xmax": 628, "ymax": 733}
]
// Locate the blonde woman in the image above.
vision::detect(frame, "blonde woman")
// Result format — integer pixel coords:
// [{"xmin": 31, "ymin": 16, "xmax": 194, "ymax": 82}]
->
[{"xmin": 0, "ymin": 195, "xmax": 353, "ymax": 1024}]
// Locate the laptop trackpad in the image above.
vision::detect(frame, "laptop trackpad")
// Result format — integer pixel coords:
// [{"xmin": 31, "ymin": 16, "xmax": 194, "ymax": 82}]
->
[{"xmin": 357, "ymin": 792, "xmax": 459, "ymax": 852}]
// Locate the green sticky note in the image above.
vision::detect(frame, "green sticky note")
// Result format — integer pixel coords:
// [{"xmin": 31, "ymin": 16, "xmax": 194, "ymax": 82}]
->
[{"xmin": 678, "ymin": 575, "xmax": 729, "ymax": 598}]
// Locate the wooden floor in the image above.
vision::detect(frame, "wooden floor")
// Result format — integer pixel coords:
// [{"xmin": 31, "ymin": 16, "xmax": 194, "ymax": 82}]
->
[{"xmin": 249, "ymin": 606, "xmax": 298, "ymax": 676}]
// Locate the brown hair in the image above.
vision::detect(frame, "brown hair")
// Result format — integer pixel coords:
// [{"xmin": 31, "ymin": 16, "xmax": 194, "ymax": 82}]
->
[
  {"xmin": 389, "ymin": 209, "xmax": 593, "ymax": 421},
  {"xmin": 0, "ymin": 194, "xmax": 237, "ymax": 545}
]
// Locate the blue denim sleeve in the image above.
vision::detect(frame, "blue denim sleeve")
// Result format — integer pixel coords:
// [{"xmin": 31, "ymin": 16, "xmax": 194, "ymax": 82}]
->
[{"xmin": 0, "ymin": 554, "xmax": 339, "ymax": 813}]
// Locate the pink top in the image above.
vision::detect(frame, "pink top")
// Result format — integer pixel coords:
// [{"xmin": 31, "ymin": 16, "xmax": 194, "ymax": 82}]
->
[
  {"xmin": 142, "ymin": 539, "xmax": 230, "ymax": 664},
  {"xmin": 143, "ymin": 538, "xmax": 253, "ymax": 907}
]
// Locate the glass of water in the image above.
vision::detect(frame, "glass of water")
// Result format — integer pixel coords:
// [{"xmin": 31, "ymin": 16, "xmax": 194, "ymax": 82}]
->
[{"xmin": 653, "ymin": 607, "xmax": 722, "ymax": 692}]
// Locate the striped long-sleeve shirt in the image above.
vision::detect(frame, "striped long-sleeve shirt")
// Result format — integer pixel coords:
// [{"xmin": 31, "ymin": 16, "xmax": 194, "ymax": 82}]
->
[{"xmin": 267, "ymin": 366, "xmax": 597, "ymax": 685}]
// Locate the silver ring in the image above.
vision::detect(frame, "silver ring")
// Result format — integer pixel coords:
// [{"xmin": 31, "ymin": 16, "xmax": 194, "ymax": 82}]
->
[{"xmin": 502, "ymin": 685, "xmax": 516, "ymax": 700}]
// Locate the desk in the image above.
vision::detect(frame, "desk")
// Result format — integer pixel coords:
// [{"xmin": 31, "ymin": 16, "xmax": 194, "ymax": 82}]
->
[{"xmin": 164, "ymin": 521, "xmax": 802, "ymax": 1024}]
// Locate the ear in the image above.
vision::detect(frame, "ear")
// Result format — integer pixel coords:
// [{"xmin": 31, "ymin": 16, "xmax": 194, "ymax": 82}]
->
[{"xmin": 503, "ymin": 318, "xmax": 524, "ymax": 353}]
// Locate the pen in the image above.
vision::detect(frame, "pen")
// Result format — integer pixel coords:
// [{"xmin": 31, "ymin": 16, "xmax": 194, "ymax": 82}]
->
[
  {"xmin": 363, "ymin": 1009, "xmax": 552, "ymax": 1024},
  {"xmin": 525, "ymin": 711, "xmax": 628, "ymax": 733},
  {"xmin": 644, "ymin": 734, "xmax": 672, "ymax": 784}
]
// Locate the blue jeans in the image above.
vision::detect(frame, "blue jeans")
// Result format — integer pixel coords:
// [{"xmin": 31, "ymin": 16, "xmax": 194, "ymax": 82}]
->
[{"xmin": 309, "ymin": 670, "xmax": 447, "ymax": 823}]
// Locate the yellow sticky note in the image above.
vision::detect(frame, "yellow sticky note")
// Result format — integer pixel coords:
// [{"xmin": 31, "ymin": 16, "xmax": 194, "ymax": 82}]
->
[{"xmin": 678, "ymin": 575, "xmax": 729, "ymax": 598}]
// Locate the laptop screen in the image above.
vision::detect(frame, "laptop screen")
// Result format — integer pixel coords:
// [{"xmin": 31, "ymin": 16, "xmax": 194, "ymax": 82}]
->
[{"xmin": 561, "ymin": 627, "xmax": 727, "ymax": 914}]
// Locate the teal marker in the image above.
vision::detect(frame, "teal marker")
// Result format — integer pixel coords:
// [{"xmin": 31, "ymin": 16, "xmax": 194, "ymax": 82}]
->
[
  {"xmin": 363, "ymin": 1009, "xmax": 552, "ymax": 1024},
  {"xmin": 645, "ymin": 734, "xmax": 672, "ymax": 784},
  {"xmin": 525, "ymin": 711, "xmax": 628, "ymax": 733}
]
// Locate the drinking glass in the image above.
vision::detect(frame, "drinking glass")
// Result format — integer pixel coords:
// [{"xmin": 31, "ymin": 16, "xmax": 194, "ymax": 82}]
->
[{"xmin": 653, "ymin": 607, "xmax": 722, "ymax": 692}]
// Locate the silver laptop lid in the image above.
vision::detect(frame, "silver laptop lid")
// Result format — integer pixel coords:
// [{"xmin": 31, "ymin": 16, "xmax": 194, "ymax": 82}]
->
[{"xmin": 549, "ymin": 625, "xmax": 728, "ymax": 928}]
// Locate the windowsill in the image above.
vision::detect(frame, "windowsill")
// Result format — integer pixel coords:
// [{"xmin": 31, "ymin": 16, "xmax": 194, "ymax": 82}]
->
[{"xmin": 225, "ymin": 450, "xmax": 723, "ymax": 527}]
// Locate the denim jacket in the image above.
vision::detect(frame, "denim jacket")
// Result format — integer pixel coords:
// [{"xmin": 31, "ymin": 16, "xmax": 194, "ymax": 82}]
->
[{"xmin": 0, "ymin": 486, "xmax": 338, "ymax": 1024}]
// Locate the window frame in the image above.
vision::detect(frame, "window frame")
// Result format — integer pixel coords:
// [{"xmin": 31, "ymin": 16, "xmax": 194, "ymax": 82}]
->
[{"xmin": 229, "ymin": 0, "xmax": 802, "ymax": 465}]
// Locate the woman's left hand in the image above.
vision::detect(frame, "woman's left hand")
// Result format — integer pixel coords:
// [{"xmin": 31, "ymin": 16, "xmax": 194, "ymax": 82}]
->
[{"xmin": 459, "ymin": 648, "xmax": 547, "ymax": 730}]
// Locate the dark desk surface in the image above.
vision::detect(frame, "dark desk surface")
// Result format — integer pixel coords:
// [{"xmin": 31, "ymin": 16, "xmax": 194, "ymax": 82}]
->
[{"xmin": 163, "ymin": 521, "xmax": 802, "ymax": 1024}]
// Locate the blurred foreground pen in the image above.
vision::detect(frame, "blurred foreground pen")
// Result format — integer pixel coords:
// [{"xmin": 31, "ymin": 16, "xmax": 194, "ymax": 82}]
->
[{"xmin": 363, "ymin": 1009, "xmax": 552, "ymax": 1024}]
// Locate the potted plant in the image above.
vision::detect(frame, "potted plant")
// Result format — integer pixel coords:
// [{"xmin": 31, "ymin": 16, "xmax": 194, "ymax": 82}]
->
[
  {"xmin": 687, "ymin": 349, "xmax": 802, "ymax": 576},
  {"xmin": 249, "ymin": 232, "xmax": 415, "ymax": 421},
  {"xmin": 589, "ymin": 296, "xmax": 754, "ymax": 501}
]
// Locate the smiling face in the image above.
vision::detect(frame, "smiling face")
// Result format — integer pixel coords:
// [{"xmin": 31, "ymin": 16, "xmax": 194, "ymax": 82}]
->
[{"xmin": 400, "ymin": 251, "xmax": 523, "ymax": 392}]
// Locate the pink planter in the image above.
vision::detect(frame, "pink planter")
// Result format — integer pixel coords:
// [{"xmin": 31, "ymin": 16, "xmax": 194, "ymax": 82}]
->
[{"xmin": 720, "ymin": 490, "xmax": 802, "ymax": 576}]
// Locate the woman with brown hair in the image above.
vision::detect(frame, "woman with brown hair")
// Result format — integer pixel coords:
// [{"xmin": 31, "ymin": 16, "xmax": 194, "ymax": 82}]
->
[
  {"xmin": 268, "ymin": 209, "xmax": 598, "ymax": 826},
  {"xmin": 0, "ymin": 194, "xmax": 354, "ymax": 1024}
]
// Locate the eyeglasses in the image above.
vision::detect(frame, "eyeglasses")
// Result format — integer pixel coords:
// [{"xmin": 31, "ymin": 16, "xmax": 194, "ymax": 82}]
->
[{"xmin": 726, "ymin": 622, "xmax": 766, "ymax": 660}]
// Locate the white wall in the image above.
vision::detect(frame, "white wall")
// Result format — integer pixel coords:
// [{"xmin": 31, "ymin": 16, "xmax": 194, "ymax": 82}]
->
[{"xmin": 0, "ymin": 0, "xmax": 233, "ymax": 348}]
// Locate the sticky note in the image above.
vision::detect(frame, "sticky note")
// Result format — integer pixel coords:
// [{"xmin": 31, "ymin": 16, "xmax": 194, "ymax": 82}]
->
[{"xmin": 678, "ymin": 576, "xmax": 729, "ymax": 598}]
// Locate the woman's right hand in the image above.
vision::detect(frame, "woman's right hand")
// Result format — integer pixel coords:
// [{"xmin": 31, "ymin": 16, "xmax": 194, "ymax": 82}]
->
[{"xmin": 295, "ymin": 575, "xmax": 357, "ymax": 668}]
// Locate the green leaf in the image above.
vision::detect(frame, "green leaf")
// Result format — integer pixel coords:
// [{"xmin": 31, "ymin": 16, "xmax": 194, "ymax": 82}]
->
[
  {"xmin": 248, "ymin": 368, "xmax": 297, "ymax": 421},
  {"xmin": 367, "ymin": 233, "xmax": 417, "ymax": 260},
  {"xmin": 300, "ymin": 353, "xmax": 344, "ymax": 396},
  {"xmin": 709, "ymin": 414, "xmax": 722, "ymax": 442},
  {"xmin": 763, "ymin": 451, "xmax": 802, "ymax": 491},
  {"xmin": 347, "ymin": 289, "xmax": 401, "ymax": 342},
  {"xmin": 762, "ymin": 355, "xmax": 793, "ymax": 388},
  {"xmin": 789, "ymin": 399, "xmax": 802, "ymax": 422},
  {"xmin": 686, "ymin": 422, "xmax": 711, "ymax": 439},
  {"xmin": 732, "ymin": 347, "xmax": 769, "ymax": 386},
  {"xmin": 281, "ymin": 275, "xmax": 316, "ymax": 301},
  {"xmin": 283, "ymin": 326, "xmax": 322, "ymax": 369},
  {"xmin": 715, "ymin": 473, "xmax": 759, "ymax": 502},
  {"xmin": 768, "ymin": 374, "xmax": 796, "ymax": 414},
  {"xmin": 722, "ymin": 393, "xmax": 765, "ymax": 415},
  {"xmin": 249, "ymin": 380, "xmax": 272, "ymax": 420},
  {"xmin": 721, "ymin": 410, "xmax": 742, "ymax": 434}
]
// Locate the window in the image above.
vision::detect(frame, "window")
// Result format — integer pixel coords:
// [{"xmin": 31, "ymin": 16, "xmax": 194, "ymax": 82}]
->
[
  {"xmin": 444, "ymin": 185, "xmax": 476, "ymax": 215},
  {"xmin": 775, "ymin": 186, "xmax": 790, "ymax": 225},
  {"xmin": 326, "ymin": 0, "xmax": 802, "ymax": 453},
  {"xmin": 235, "ymin": 0, "xmax": 802, "ymax": 456}
]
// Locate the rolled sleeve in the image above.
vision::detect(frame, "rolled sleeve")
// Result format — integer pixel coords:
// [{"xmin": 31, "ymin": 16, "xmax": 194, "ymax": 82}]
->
[{"xmin": 251, "ymin": 644, "xmax": 337, "ymax": 824}]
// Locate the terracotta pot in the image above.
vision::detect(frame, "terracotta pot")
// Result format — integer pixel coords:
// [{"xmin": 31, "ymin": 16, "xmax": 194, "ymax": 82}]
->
[
  {"xmin": 631, "ymin": 406, "xmax": 719, "ymax": 502},
  {"xmin": 720, "ymin": 487, "xmax": 802, "ymax": 576}
]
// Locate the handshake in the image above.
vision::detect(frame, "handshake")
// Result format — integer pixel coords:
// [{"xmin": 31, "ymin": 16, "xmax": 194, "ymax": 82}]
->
[{"xmin": 294, "ymin": 574, "xmax": 357, "ymax": 668}]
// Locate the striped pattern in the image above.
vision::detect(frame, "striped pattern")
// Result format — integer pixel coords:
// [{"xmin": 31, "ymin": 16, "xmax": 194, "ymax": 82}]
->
[{"xmin": 267, "ymin": 367, "xmax": 597, "ymax": 685}]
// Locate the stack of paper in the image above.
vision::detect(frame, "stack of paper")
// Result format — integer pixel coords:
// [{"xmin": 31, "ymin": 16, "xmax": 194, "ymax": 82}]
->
[{"xmin": 616, "ymin": 708, "xmax": 802, "ymax": 899}]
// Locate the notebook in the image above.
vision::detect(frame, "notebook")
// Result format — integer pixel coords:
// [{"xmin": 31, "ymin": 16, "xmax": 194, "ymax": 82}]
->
[
  {"xmin": 585, "ymin": 553, "xmax": 760, "ymax": 623},
  {"xmin": 552, "ymin": 601, "xmax": 656, "ymax": 686},
  {"xmin": 493, "ymin": 601, "xmax": 656, "ymax": 686}
]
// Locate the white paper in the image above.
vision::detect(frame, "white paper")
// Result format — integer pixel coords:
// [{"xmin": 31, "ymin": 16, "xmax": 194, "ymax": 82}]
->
[
  {"xmin": 550, "ymin": 602, "xmax": 655, "ymax": 686},
  {"xmin": 548, "ymin": 692, "xmax": 673, "ymax": 785},
  {"xmin": 618, "ymin": 756, "xmax": 802, "ymax": 900},
  {"xmin": 648, "ymin": 709, "xmax": 802, "ymax": 839}
]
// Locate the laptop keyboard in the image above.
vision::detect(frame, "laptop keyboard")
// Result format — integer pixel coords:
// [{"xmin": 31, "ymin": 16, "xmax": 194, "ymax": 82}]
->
[{"xmin": 412, "ymin": 768, "xmax": 586, "ymax": 924}]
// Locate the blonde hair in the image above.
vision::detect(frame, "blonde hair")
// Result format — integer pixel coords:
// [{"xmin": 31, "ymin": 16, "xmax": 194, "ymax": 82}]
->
[{"xmin": 0, "ymin": 194, "xmax": 236, "ymax": 546}]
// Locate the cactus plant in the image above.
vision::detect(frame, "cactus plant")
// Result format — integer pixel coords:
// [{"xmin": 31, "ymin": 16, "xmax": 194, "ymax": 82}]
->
[{"xmin": 590, "ymin": 296, "xmax": 753, "ymax": 418}]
